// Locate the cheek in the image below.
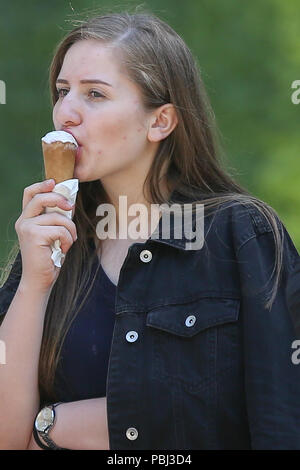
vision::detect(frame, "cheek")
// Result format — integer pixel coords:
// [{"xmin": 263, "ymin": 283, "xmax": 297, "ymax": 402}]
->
[
  {"xmin": 93, "ymin": 115, "xmax": 134, "ymax": 144},
  {"xmin": 52, "ymin": 103, "xmax": 61, "ymax": 129},
  {"xmin": 88, "ymin": 103, "xmax": 147, "ymax": 154},
  {"xmin": 52, "ymin": 106, "xmax": 57, "ymax": 126}
]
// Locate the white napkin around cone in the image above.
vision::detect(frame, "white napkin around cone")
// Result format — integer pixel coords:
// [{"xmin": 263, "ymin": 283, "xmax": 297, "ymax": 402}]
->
[{"xmin": 45, "ymin": 178, "xmax": 79, "ymax": 267}]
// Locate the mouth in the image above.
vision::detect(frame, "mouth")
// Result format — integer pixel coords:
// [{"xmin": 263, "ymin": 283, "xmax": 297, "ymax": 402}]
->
[{"xmin": 62, "ymin": 128, "xmax": 81, "ymax": 147}]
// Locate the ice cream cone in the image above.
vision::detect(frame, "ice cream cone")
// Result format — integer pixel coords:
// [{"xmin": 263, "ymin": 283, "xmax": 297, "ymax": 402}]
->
[{"xmin": 41, "ymin": 131, "xmax": 78, "ymax": 184}]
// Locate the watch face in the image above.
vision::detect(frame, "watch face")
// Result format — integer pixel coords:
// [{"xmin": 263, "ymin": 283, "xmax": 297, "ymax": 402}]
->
[{"xmin": 35, "ymin": 407, "xmax": 54, "ymax": 432}]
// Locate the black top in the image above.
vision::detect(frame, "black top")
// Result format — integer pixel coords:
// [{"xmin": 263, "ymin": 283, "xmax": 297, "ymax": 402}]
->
[{"xmin": 53, "ymin": 259, "xmax": 117, "ymax": 402}]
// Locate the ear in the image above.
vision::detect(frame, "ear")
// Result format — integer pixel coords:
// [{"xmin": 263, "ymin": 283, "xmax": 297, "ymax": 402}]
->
[{"xmin": 147, "ymin": 104, "xmax": 178, "ymax": 143}]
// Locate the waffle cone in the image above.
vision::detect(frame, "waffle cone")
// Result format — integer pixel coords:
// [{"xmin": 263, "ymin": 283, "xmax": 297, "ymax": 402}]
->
[{"xmin": 42, "ymin": 141, "xmax": 76, "ymax": 184}]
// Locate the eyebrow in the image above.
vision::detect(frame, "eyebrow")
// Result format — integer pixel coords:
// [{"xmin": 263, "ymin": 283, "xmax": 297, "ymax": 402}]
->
[{"xmin": 56, "ymin": 79, "xmax": 113, "ymax": 87}]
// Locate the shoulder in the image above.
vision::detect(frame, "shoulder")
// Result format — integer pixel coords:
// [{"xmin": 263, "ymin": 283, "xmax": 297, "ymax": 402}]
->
[
  {"xmin": 201, "ymin": 196, "xmax": 299, "ymax": 262},
  {"xmin": 172, "ymin": 189, "xmax": 273, "ymax": 242},
  {"xmin": 229, "ymin": 199, "xmax": 275, "ymax": 252},
  {"xmin": 208, "ymin": 197, "xmax": 280, "ymax": 243},
  {"xmin": 205, "ymin": 198, "xmax": 299, "ymax": 310}
]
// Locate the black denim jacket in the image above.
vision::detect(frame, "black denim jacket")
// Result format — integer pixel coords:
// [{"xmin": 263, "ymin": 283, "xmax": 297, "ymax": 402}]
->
[
  {"xmin": 286, "ymin": 257, "xmax": 300, "ymax": 338},
  {"xmin": 1, "ymin": 195, "xmax": 300, "ymax": 450}
]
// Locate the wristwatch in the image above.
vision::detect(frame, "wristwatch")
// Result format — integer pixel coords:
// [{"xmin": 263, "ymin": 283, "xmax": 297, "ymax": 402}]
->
[{"xmin": 34, "ymin": 402, "xmax": 66, "ymax": 450}]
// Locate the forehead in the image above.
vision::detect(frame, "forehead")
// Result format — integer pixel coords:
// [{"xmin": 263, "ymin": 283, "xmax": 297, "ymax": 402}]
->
[{"xmin": 58, "ymin": 39, "xmax": 122, "ymax": 87}]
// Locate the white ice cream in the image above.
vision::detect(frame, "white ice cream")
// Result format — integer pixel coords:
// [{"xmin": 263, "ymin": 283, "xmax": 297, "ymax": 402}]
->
[{"xmin": 42, "ymin": 130, "xmax": 78, "ymax": 147}]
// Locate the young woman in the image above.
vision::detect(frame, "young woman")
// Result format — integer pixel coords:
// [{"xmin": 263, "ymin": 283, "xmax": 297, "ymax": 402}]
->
[{"xmin": 0, "ymin": 11, "xmax": 299, "ymax": 450}]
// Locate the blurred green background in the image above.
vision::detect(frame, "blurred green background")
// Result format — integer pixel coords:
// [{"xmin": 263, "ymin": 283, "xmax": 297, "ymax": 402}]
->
[{"xmin": 1, "ymin": 0, "xmax": 299, "ymax": 265}]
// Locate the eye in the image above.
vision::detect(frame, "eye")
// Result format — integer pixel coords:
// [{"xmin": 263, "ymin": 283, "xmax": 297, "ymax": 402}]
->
[
  {"xmin": 56, "ymin": 88, "xmax": 69, "ymax": 98},
  {"xmin": 89, "ymin": 90, "xmax": 104, "ymax": 99},
  {"xmin": 55, "ymin": 88, "xmax": 105, "ymax": 100}
]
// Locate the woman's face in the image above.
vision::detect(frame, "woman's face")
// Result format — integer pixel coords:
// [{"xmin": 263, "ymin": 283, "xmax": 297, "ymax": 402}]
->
[{"xmin": 53, "ymin": 39, "xmax": 157, "ymax": 184}]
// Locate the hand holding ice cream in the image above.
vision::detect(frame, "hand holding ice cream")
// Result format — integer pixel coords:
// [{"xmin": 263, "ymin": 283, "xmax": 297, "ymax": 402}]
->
[
  {"xmin": 14, "ymin": 179, "xmax": 78, "ymax": 293},
  {"xmin": 14, "ymin": 131, "xmax": 78, "ymax": 292}
]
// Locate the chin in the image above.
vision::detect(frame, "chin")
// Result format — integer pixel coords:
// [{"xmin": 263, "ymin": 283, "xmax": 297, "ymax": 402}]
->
[
  {"xmin": 74, "ymin": 166, "xmax": 91, "ymax": 183},
  {"xmin": 74, "ymin": 163, "xmax": 121, "ymax": 184},
  {"xmin": 74, "ymin": 171, "xmax": 101, "ymax": 184}
]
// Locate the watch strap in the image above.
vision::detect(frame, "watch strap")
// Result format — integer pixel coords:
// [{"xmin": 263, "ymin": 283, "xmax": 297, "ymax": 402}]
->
[
  {"xmin": 41, "ymin": 431, "xmax": 66, "ymax": 450},
  {"xmin": 33, "ymin": 424, "xmax": 51, "ymax": 450}
]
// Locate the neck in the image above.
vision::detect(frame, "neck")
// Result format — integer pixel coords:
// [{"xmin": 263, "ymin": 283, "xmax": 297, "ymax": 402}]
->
[{"xmin": 98, "ymin": 178, "xmax": 172, "ymax": 242}]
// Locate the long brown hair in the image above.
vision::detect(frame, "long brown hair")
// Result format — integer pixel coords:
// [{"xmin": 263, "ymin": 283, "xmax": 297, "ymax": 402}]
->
[{"xmin": 0, "ymin": 9, "xmax": 286, "ymax": 403}]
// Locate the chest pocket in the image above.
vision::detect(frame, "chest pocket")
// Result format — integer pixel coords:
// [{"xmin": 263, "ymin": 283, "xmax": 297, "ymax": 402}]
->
[{"xmin": 146, "ymin": 297, "xmax": 240, "ymax": 394}]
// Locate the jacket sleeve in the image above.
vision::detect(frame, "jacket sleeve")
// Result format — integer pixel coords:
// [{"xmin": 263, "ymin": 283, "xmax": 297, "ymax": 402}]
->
[
  {"xmin": 236, "ymin": 221, "xmax": 300, "ymax": 449},
  {"xmin": 286, "ymin": 257, "xmax": 300, "ymax": 338},
  {"xmin": 0, "ymin": 250, "xmax": 22, "ymax": 320}
]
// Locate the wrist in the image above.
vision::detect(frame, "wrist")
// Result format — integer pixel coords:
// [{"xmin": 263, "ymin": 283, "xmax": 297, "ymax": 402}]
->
[
  {"xmin": 49, "ymin": 398, "xmax": 109, "ymax": 450},
  {"xmin": 18, "ymin": 277, "xmax": 53, "ymax": 298},
  {"xmin": 48, "ymin": 402, "xmax": 71, "ymax": 449}
]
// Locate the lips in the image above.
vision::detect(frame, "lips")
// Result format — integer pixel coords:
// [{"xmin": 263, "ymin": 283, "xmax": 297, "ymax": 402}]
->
[{"xmin": 62, "ymin": 128, "xmax": 81, "ymax": 146}]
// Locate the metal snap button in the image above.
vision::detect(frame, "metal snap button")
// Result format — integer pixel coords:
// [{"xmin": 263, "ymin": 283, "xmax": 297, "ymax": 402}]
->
[
  {"xmin": 140, "ymin": 249, "xmax": 152, "ymax": 263},
  {"xmin": 185, "ymin": 315, "xmax": 196, "ymax": 327},
  {"xmin": 126, "ymin": 427, "xmax": 138, "ymax": 440},
  {"xmin": 126, "ymin": 331, "xmax": 139, "ymax": 343}
]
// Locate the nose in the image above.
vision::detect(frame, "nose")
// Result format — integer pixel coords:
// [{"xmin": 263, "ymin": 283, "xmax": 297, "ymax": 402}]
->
[{"xmin": 53, "ymin": 91, "xmax": 82, "ymax": 128}]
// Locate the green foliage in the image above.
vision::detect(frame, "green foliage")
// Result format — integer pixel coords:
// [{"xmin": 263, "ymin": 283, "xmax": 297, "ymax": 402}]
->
[{"xmin": 1, "ymin": 0, "xmax": 299, "ymax": 263}]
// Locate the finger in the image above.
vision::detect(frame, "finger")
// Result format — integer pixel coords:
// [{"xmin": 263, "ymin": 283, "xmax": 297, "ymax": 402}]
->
[
  {"xmin": 22, "ymin": 179, "xmax": 55, "ymax": 211},
  {"xmin": 32, "ymin": 212, "xmax": 77, "ymax": 242},
  {"xmin": 22, "ymin": 192, "xmax": 73, "ymax": 219},
  {"xmin": 38, "ymin": 225, "xmax": 75, "ymax": 255}
]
